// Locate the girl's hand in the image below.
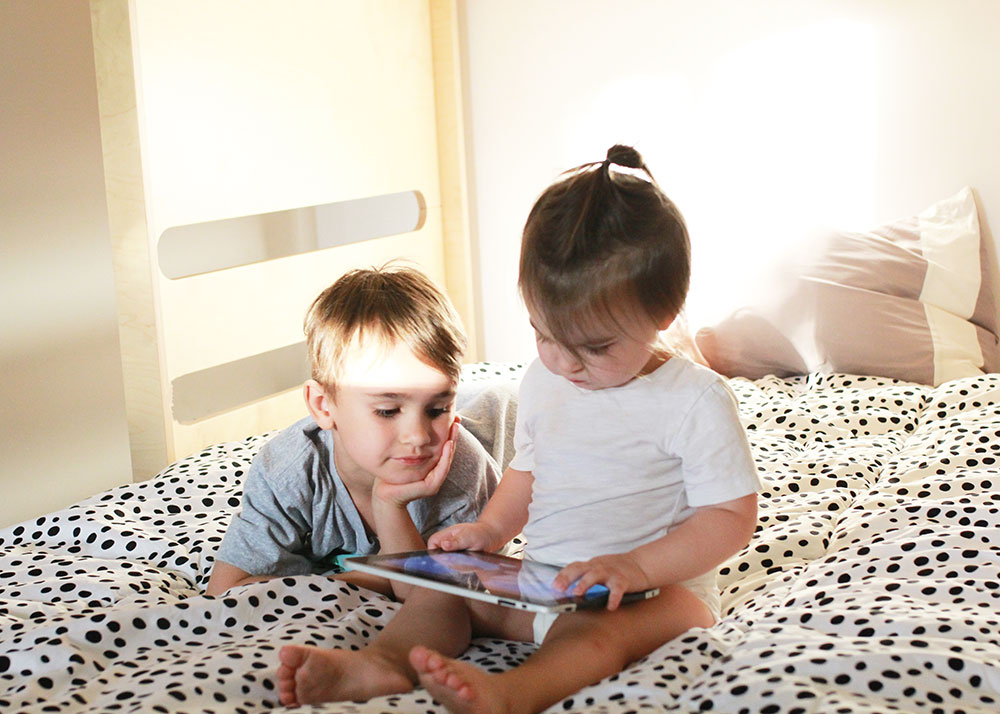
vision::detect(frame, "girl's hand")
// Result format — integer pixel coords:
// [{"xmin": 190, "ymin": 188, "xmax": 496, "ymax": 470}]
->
[
  {"xmin": 428, "ymin": 521, "xmax": 501, "ymax": 553},
  {"xmin": 373, "ymin": 418, "xmax": 460, "ymax": 508},
  {"xmin": 552, "ymin": 553, "xmax": 651, "ymax": 611}
]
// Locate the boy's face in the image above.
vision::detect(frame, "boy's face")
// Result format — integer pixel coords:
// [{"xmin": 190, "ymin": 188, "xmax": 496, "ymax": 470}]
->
[{"xmin": 325, "ymin": 339, "xmax": 457, "ymax": 487}]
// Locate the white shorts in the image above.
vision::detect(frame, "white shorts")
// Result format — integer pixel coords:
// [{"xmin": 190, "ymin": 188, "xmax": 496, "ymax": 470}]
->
[
  {"xmin": 530, "ymin": 572, "xmax": 720, "ymax": 645},
  {"xmin": 531, "ymin": 610, "xmax": 560, "ymax": 645}
]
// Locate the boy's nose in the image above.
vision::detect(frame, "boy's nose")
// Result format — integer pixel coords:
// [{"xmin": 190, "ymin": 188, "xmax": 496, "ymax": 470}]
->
[{"xmin": 400, "ymin": 416, "xmax": 432, "ymax": 446}]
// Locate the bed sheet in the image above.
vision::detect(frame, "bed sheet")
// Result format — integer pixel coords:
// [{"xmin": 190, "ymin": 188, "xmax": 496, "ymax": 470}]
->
[{"xmin": 2, "ymin": 365, "xmax": 999, "ymax": 713}]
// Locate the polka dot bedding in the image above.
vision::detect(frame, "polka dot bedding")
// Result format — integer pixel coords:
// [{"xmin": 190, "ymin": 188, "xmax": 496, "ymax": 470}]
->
[{"xmin": 2, "ymin": 364, "xmax": 999, "ymax": 713}]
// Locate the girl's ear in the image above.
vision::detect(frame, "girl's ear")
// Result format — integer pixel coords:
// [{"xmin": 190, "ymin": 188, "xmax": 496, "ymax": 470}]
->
[{"xmin": 304, "ymin": 379, "xmax": 336, "ymax": 430}]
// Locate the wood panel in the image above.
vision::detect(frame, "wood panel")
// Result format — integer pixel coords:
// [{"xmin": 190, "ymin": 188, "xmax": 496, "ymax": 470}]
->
[
  {"xmin": 431, "ymin": 0, "xmax": 479, "ymax": 358},
  {"xmin": 93, "ymin": 0, "xmax": 473, "ymax": 478},
  {"xmin": 91, "ymin": 0, "xmax": 170, "ymax": 480}
]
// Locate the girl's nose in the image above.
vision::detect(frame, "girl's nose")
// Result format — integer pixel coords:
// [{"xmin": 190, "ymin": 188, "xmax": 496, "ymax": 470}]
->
[{"xmin": 554, "ymin": 345, "xmax": 583, "ymax": 374}]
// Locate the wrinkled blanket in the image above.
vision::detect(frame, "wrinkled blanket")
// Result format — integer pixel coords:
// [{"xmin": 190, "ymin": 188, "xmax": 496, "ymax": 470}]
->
[{"xmin": 2, "ymin": 365, "xmax": 999, "ymax": 713}]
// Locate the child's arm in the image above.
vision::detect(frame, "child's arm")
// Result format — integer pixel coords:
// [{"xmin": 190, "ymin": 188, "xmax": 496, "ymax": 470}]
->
[
  {"xmin": 553, "ymin": 492, "xmax": 758, "ymax": 610},
  {"xmin": 429, "ymin": 466, "xmax": 533, "ymax": 553},
  {"xmin": 208, "ymin": 553, "xmax": 398, "ymax": 598},
  {"xmin": 329, "ymin": 569, "xmax": 395, "ymax": 597},
  {"xmin": 206, "ymin": 561, "xmax": 273, "ymax": 596}
]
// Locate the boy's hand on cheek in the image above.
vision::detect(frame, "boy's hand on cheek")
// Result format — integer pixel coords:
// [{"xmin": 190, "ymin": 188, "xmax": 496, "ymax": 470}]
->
[
  {"xmin": 553, "ymin": 553, "xmax": 650, "ymax": 611},
  {"xmin": 373, "ymin": 418, "xmax": 459, "ymax": 508}
]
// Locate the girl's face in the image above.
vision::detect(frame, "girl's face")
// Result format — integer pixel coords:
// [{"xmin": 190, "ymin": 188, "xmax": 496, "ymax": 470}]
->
[{"xmin": 529, "ymin": 307, "xmax": 669, "ymax": 390}]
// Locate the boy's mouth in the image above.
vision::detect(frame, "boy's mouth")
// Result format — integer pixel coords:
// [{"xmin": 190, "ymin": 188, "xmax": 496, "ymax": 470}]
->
[{"xmin": 394, "ymin": 454, "xmax": 431, "ymax": 467}]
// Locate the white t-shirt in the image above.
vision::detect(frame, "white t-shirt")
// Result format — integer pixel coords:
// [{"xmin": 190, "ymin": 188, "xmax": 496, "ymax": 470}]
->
[{"xmin": 510, "ymin": 357, "xmax": 760, "ymax": 569}]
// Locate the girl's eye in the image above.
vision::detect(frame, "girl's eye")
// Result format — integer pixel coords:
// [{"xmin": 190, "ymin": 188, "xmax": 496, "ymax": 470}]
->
[
  {"xmin": 583, "ymin": 343, "xmax": 612, "ymax": 356},
  {"xmin": 427, "ymin": 406, "xmax": 452, "ymax": 419},
  {"xmin": 374, "ymin": 408, "xmax": 400, "ymax": 419}
]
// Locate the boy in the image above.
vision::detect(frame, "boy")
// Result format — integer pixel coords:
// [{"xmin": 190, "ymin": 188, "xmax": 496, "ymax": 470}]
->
[{"xmin": 206, "ymin": 265, "xmax": 500, "ymax": 597}]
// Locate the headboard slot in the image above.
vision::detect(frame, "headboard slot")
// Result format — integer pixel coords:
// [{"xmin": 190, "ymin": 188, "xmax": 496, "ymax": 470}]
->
[{"xmin": 158, "ymin": 191, "xmax": 426, "ymax": 279}]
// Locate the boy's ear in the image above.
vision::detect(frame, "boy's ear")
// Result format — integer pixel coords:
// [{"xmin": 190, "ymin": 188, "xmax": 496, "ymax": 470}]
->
[{"xmin": 304, "ymin": 380, "xmax": 336, "ymax": 430}]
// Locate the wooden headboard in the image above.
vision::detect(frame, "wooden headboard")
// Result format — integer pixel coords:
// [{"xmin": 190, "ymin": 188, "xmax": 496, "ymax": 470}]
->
[{"xmin": 91, "ymin": 0, "xmax": 475, "ymax": 480}]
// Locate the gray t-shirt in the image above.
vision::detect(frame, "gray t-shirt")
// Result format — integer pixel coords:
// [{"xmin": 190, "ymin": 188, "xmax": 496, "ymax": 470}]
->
[{"xmin": 216, "ymin": 417, "xmax": 500, "ymax": 576}]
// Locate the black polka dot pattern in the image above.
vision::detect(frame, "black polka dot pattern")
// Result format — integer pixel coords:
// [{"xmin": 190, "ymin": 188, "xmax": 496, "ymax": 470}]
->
[{"xmin": 2, "ymin": 365, "xmax": 999, "ymax": 713}]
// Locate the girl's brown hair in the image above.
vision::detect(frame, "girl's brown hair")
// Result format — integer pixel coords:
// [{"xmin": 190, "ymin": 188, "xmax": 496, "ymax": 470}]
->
[
  {"xmin": 304, "ymin": 264, "xmax": 467, "ymax": 393},
  {"xmin": 518, "ymin": 144, "xmax": 690, "ymax": 350}
]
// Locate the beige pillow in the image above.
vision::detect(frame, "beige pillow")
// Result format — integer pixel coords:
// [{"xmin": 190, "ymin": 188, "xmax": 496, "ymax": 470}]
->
[{"xmin": 696, "ymin": 187, "xmax": 999, "ymax": 385}]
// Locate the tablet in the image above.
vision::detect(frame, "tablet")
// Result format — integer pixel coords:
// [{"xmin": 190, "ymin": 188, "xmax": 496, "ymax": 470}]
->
[{"xmin": 343, "ymin": 549, "xmax": 660, "ymax": 614}]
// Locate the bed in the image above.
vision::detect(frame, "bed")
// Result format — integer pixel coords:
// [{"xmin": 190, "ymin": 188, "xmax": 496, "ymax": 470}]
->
[
  {"xmin": 7, "ymin": 159, "xmax": 1000, "ymax": 714},
  {"xmin": 4, "ymin": 188, "xmax": 1000, "ymax": 714},
  {"xmin": 3, "ymin": 359, "xmax": 1000, "ymax": 713}
]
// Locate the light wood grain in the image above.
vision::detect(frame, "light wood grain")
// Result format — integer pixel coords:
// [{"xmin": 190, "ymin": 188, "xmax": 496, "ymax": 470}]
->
[
  {"xmin": 91, "ymin": 0, "xmax": 171, "ymax": 479},
  {"xmin": 96, "ymin": 0, "xmax": 471, "ymax": 474}
]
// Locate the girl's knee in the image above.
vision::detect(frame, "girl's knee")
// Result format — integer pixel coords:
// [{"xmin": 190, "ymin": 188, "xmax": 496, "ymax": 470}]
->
[
  {"xmin": 565, "ymin": 616, "xmax": 634, "ymax": 669},
  {"xmin": 567, "ymin": 588, "xmax": 711, "ymax": 661},
  {"xmin": 546, "ymin": 610, "xmax": 641, "ymax": 666}
]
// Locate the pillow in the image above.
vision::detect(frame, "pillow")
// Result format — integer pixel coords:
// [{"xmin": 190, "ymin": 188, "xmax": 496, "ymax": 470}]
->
[{"xmin": 695, "ymin": 187, "xmax": 1000, "ymax": 385}]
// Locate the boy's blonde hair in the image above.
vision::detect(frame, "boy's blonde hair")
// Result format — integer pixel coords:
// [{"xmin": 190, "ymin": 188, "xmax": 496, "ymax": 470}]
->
[{"xmin": 304, "ymin": 264, "xmax": 467, "ymax": 393}]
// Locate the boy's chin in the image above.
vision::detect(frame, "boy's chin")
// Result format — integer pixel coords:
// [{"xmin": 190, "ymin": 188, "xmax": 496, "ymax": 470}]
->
[{"xmin": 381, "ymin": 465, "xmax": 433, "ymax": 484}]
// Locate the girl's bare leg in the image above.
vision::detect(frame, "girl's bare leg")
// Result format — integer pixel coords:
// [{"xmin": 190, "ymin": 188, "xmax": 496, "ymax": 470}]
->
[
  {"xmin": 276, "ymin": 587, "xmax": 474, "ymax": 707},
  {"xmin": 410, "ymin": 585, "xmax": 713, "ymax": 714}
]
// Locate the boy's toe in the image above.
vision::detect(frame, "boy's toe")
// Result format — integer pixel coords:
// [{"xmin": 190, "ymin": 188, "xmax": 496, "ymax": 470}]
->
[
  {"xmin": 409, "ymin": 644, "xmax": 433, "ymax": 672},
  {"xmin": 279, "ymin": 644, "xmax": 307, "ymax": 668}
]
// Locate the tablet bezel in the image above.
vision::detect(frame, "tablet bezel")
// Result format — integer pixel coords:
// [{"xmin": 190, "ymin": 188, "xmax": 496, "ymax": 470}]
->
[{"xmin": 343, "ymin": 549, "xmax": 659, "ymax": 614}]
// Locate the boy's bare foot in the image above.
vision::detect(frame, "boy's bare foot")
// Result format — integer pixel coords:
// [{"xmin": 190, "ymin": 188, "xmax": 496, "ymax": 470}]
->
[
  {"xmin": 410, "ymin": 645, "xmax": 514, "ymax": 714},
  {"xmin": 277, "ymin": 644, "xmax": 413, "ymax": 707}
]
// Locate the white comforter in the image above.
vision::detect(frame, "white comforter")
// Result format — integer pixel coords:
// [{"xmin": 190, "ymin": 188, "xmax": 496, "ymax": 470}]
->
[{"xmin": 2, "ymin": 367, "xmax": 999, "ymax": 713}]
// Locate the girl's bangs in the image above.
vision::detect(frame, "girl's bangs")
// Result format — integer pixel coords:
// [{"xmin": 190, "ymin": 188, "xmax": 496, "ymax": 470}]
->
[{"xmin": 526, "ymin": 277, "xmax": 648, "ymax": 349}]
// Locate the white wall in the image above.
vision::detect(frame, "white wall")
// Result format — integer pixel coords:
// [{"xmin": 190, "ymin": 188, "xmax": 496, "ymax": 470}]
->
[
  {"xmin": 461, "ymin": 0, "xmax": 1000, "ymax": 361},
  {"xmin": 0, "ymin": 0, "xmax": 132, "ymax": 527}
]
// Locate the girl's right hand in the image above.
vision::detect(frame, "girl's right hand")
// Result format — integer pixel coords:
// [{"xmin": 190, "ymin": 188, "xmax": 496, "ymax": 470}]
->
[{"xmin": 428, "ymin": 521, "xmax": 500, "ymax": 552}]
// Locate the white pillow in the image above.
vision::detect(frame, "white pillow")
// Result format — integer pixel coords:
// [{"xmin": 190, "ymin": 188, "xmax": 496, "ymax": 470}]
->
[{"xmin": 695, "ymin": 187, "xmax": 999, "ymax": 385}]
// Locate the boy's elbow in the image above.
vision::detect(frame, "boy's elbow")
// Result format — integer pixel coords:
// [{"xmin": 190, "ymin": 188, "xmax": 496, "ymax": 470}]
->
[
  {"xmin": 204, "ymin": 572, "xmax": 232, "ymax": 596},
  {"xmin": 205, "ymin": 560, "xmax": 253, "ymax": 596}
]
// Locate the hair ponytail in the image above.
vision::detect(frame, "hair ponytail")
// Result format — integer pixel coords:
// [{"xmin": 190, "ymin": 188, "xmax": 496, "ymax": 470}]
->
[{"xmin": 604, "ymin": 144, "xmax": 646, "ymax": 172}]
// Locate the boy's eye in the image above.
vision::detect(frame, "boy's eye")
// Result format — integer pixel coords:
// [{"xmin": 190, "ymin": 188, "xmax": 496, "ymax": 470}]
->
[
  {"xmin": 374, "ymin": 408, "xmax": 400, "ymax": 419},
  {"xmin": 426, "ymin": 405, "xmax": 453, "ymax": 419}
]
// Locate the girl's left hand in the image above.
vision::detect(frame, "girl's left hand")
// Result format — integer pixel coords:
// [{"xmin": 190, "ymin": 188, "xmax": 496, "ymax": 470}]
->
[
  {"xmin": 373, "ymin": 418, "xmax": 460, "ymax": 507},
  {"xmin": 552, "ymin": 553, "xmax": 651, "ymax": 611}
]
